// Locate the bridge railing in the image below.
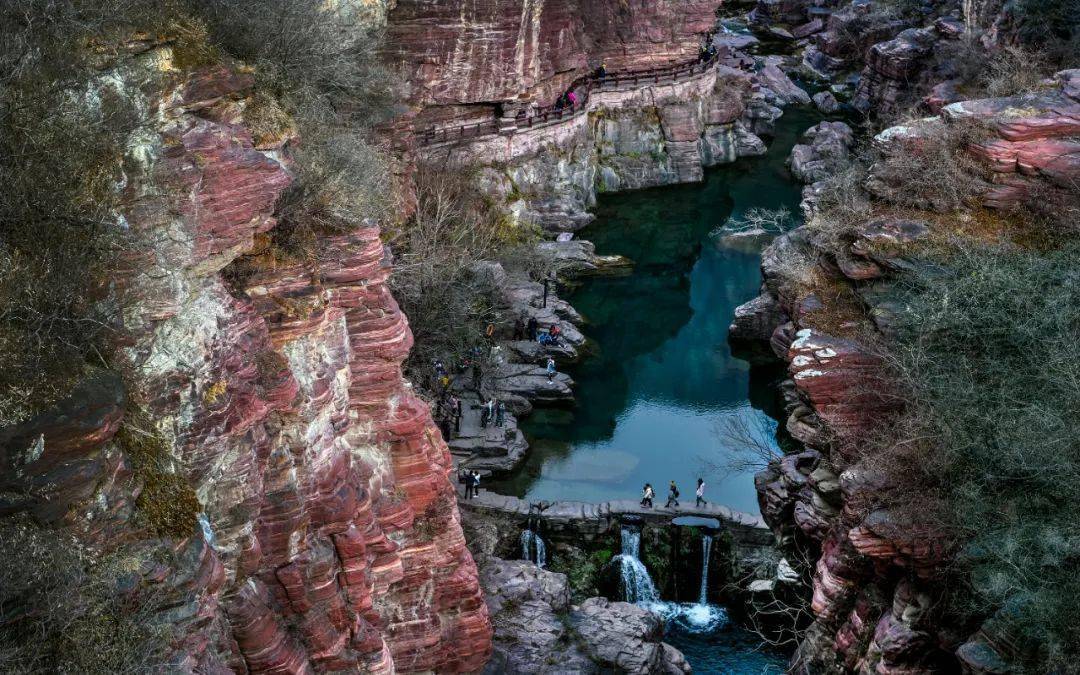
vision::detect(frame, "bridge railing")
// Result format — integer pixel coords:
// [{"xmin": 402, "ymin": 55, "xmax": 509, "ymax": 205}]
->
[{"xmin": 417, "ymin": 51, "xmax": 720, "ymax": 147}]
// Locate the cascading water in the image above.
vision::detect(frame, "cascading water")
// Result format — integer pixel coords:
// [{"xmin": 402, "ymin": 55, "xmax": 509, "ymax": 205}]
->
[
  {"xmin": 613, "ymin": 526, "xmax": 660, "ymax": 604},
  {"xmin": 613, "ymin": 526, "xmax": 727, "ymax": 634},
  {"xmin": 699, "ymin": 534, "xmax": 712, "ymax": 604},
  {"xmin": 521, "ymin": 527, "xmax": 547, "ymax": 568}
]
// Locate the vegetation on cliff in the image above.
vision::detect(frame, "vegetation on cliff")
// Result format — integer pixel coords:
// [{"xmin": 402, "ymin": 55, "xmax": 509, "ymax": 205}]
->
[
  {"xmin": 882, "ymin": 242, "xmax": 1080, "ymax": 669},
  {"xmin": 788, "ymin": 72, "xmax": 1080, "ymax": 670},
  {"xmin": 1, "ymin": 1, "xmax": 399, "ymax": 669},
  {"xmin": 0, "ymin": 518, "xmax": 172, "ymax": 673},
  {"xmin": 390, "ymin": 163, "xmax": 548, "ymax": 383},
  {"xmin": 1, "ymin": 0, "xmax": 396, "ymax": 427}
]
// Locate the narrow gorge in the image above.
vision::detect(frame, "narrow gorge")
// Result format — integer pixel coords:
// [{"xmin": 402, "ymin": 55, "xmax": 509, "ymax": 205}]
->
[{"xmin": 1, "ymin": 0, "xmax": 1077, "ymax": 674}]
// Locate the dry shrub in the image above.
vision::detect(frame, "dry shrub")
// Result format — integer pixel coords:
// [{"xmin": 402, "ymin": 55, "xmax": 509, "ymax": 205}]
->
[
  {"xmin": 869, "ymin": 241, "xmax": 1080, "ymax": 669},
  {"xmin": 194, "ymin": 0, "xmax": 399, "ymax": 259},
  {"xmin": 1001, "ymin": 0, "xmax": 1080, "ymax": 68},
  {"xmin": 0, "ymin": 2, "xmax": 173, "ymax": 426},
  {"xmin": 271, "ymin": 131, "xmax": 394, "ymax": 258},
  {"xmin": 867, "ymin": 116, "xmax": 994, "ymax": 213},
  {"xmin": 806, "ymin": 156, "xmax": 874, "ymax": 241},
  {"xmin": 0, "ymin": 518, "xmax": 172, "ymax": 673},
  {"xmin": 391, "ymin": 163, "xmax": 538, "ymax": 378},
  {"xmin": 982, "ymin": 45, "xmax": 1051, "ymax": 97},
  {"xmin": 190, "ymin": 0, "xmax": 396, "ymax": 129}
]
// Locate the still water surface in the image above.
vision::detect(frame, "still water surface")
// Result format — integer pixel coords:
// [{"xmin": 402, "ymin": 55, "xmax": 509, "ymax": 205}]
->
[{"xmin": 493, "ymin": 108, "xmax": 827, "ymax": 517}]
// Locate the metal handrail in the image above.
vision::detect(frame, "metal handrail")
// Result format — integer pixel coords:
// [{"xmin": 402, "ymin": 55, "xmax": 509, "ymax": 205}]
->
[{"xmin": 417, "ymin": 51, "xmax": 720, "ymax": 147}]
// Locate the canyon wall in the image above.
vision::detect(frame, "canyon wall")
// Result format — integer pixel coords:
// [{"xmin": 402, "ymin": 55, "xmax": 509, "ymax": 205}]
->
[
  {"xmin": 415, "ymin": 57, "xmax": 813, "ymax": 230},
  {"xmin": 0, "ymin": 44, "xmax": 491, "ymax": 673},
  {"xmin": 741, "ymin": 66, "xmax": 1080, "ymax": 674},
  {"xmin": 387, "ymin": 0, "xmax": 719, "ymax": 116}
]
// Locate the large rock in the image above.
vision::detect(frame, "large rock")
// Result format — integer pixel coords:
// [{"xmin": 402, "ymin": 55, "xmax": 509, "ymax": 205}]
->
[
  {"xmin": 571, "ymin": 598, "xmax": 690, "ymax": 674},
  {"xmin": 479, "ymin": 558, "xmax": 689, "ymax": 674},
  {"xmin": 788, "ymin": 121, "xmax": 854, "ymax": 184},
  {"xmin": 3, "ymin": 53, "xmax": 494, "ymax": 672},
  {"xmin": 851, "ymin": 28, "xmax": 937, "ymax": 115},
  {"xmin": 730, "ymin": 292, "xmax": 789, "ymax": 345}
]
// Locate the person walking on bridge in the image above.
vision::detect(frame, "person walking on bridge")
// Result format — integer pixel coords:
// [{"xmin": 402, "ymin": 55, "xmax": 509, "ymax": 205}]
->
[
  {"xmin": 665, "ymin": 480, "xmax": 680, "ymax": 508},
  {"xmin": 641, "ymin": 483, "xmax": 654, "ymax": 508},
  {"xmin": 695, "ymin": 478, "xmax": 706, "ymax": 507}
]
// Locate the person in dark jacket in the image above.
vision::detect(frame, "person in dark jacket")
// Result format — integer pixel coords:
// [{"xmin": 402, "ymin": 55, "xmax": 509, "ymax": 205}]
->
[
  {"xmin": 665, "ymin": 480, "xmax": 680, "ymax": 508},
  {"xmin": 527, "ymin": 316, "xmax": 539, "ymax": 341}
]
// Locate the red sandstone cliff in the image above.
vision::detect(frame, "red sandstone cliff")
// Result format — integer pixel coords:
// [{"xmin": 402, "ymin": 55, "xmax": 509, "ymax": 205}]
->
[
  {"xmin": 0, "ymin": 47, "xmax": 491, "ymax": 672},
  {"xmin": 387, "ymin": 0, "xmax": 720, "ymax": 119},
  {"xmin": 743, "ymin": 70, "xmax": 1080, "ymax": 673}
]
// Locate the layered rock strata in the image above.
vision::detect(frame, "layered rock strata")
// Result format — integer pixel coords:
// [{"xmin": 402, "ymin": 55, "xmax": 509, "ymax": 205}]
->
[
  {"xmin": 736, "ymin": 70, "xmax": 1080, "ymax": 674},
  {"xmin": 387, "ymin": 0, "xmax": 721, "ymax": 116},
  {"xmin": 421, "ymin": 60, "xmax": 808, "ymax": 230},
  {"xmin": 1, "ymin": 46, "xmax": 492, "ymax": 673}
]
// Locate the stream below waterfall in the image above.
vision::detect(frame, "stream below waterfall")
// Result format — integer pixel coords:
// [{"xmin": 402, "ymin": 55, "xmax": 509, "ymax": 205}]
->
[{"xmin": 492, "ymin": 106, "xmax": 834, "ymax": 671}]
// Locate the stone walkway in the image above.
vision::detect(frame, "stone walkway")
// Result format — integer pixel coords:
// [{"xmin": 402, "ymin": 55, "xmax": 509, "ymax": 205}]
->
[{"xmin": 458, "ymin": 486, "xmax": 768, "ymax": 533}]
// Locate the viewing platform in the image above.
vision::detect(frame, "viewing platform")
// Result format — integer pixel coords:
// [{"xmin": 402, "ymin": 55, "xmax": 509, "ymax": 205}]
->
[{"xmin": 416, "ymin": 51, "xmax": 725, "ymax": 148}]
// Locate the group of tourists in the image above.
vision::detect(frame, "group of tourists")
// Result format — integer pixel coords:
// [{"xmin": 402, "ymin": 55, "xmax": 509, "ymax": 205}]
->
[
  {"xmin": 513, "ymin": 313, "xmax": 564, "ymax": 348},
  {"xmin": 553, "ymin": 88, "xmax": 580, "ymax": 112},
  {"xmin": 640, "ymin": 479, "xmax": 707, "ymax": 509},
  {"xmin": 480, "ymin": 397, "xmax": 506, "ymax": 428},
  {"xmin": 461, "ymin": 470, "xmax": 483, "ymax": 499}
]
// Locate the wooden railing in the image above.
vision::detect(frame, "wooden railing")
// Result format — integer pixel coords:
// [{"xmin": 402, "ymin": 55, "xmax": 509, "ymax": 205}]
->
[{"xmin": 417, "ymin": 50, "xmax": 721, "ymax": 147}]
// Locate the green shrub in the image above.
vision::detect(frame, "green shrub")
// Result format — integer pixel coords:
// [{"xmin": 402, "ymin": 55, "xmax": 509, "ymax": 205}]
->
[{"xmin": 880, "ymin": 241, "xmax": 1080, "ymax": 670}]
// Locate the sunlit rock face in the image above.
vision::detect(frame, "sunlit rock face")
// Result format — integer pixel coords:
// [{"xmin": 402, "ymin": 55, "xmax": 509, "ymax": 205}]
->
[
  {"xmin": 386, "ymin": 0, "xmax": 718, "ymax": 111},
  {"xmin": 3, "ymin": 46, "xmax": 491, "ymax": 673}
]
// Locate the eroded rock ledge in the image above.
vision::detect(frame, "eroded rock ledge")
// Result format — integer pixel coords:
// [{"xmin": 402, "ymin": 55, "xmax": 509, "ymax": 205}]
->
[
  {"xmin": 735, "ymin": 69, "xmax": 1080, "ymax": 674},
  {"xmin": 2, "ymin": 49, "xmax": 492, "ymax": 672}
]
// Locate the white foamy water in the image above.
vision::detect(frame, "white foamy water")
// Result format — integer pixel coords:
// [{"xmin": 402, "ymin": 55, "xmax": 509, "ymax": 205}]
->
[
  {"xmin": 520, "ymin": 528, "xmax": 547, "ymax": 568},
  {"xmin": 614, "ymin": 527, "xmax": 730, "ymax": 634}
]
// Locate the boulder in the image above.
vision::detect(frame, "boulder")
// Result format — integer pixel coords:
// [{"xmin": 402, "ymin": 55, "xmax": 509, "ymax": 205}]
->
[
  {"xmin": 730, "ymin": 292, "xmax": 790, "ymax": 344},
  {"xmin": 788, "ymin": 121, "xmax": 855, "ymax": 184},
  {"xmin": 851, "ymin": 28, "xmax": 937, "ymax": 115},
  {"xmin": 479, "ymin": 558, "xmax": 689, "ymax": 674},
  {"xmin": 812, "ymin": 90, "xmax": 840, "ymax": 113}
]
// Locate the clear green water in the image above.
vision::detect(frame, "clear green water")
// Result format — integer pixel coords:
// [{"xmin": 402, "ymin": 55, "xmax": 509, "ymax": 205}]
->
[{"xmin": 493, "ymin": 107, "xmax": 826, "ymax": 517}]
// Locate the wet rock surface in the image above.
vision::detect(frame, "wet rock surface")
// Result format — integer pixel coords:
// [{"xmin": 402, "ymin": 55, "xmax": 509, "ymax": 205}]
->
[{"xmin": 476, "ymin": 557, "xmax": 689, "ymax": 674}]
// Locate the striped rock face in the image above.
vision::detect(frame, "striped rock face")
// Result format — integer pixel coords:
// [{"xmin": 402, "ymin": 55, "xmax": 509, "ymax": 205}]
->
[
  {"xmin": 4, "ymin": 51, "xmax": 491, "ymax": 673},
  {"xmin": 386, "ymin": 0, "xmax": 719, "ymax": 112}
]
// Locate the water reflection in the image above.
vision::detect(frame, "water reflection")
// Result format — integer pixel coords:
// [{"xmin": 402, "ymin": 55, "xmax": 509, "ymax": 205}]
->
[{"xmin": 492, "ymin": 108, "xmax": 826, "ymax": 515}]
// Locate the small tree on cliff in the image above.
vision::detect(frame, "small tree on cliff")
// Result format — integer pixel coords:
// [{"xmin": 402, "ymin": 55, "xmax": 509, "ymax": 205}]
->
[{"xmin": 390, "ymin": 163, "xmax": 531, "ymax": 378}]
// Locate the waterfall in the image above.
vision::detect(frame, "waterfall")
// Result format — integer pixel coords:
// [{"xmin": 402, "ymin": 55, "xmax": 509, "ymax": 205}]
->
[
  {"xmin": 614, "ymin": 526, "xmax": 660, "ymax": 604},
  {"xmin": 612, "ymin": 525, "xmax": 729, "ymax": 634},
  {"xmin": 520, "ymin": 528, "xmax": 547, "ymax": 568},
  {"xmin": 699, "ymin": 534, "xmax": 712, "ymax": 604}
]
